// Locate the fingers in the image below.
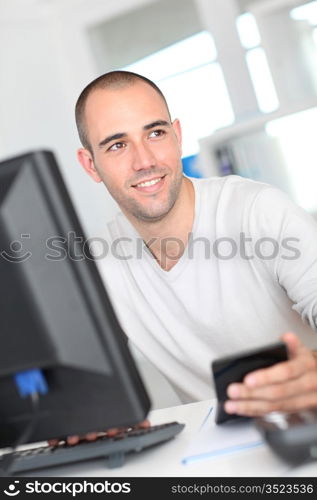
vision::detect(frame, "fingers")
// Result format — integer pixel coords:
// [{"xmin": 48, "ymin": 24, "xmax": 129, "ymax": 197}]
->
[
  {"xmin": 105, "ymin": 427, "xmax": 125, "ymax": 437},
  {"xmin": 105, "ymin": 420, "xmax": 150, "ymax": 437},
  {"xmin": 228, "ymin": 370, "xmax": 317, "ymax": 401},
  {"xmin": 224, "ymin": 333, "xmax": 317, "ymax": 417},
  {"xmin": 48, "ymin": 436, "xmax": 80, "ymax": 446},
  {"xmin": 224, "ymin": 390, "xmax": 317, "ymax": 417},
  {"xmin": 48, "ymin": 420, "xmax": 151, "ymax": 446},
  {"xmin": 85, "ymin": 432, "xmax": 99, "ymax": 441},
  {"xmin": 242, "ymin": 344, "xmax": 316, "ymax": 389},
  {"xmin": 47, "ymin": 439, "xmax": 60, "ymax": 446},
  {"xmin": 48, "ymin": 435, "xmax": 83, "ymax": 446},
  {"xmin": 66, "ymin": 436, "xmax": 81, "ymax": 445},
  {"xmin": 135, "ymin": 419, "xmax": 150, "ymax": 428},
  {"xmin": 281, "ymin": 332, "xmax": 303, "ymax": 358},
  {"xmin": 49, "ymin": 432, "xmax": 118, "ymax": 445}
]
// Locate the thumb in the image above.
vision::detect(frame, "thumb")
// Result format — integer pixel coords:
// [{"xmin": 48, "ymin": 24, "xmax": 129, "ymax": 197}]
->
[{"xmin": 281, "ymin": 331, "xmax": 304, "ymax": 359}]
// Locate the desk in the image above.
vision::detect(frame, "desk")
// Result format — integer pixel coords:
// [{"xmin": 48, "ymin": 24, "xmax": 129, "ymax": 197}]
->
[{"xmin": 21, "ymin": 399, "xmax": 317, "ymax": 477}]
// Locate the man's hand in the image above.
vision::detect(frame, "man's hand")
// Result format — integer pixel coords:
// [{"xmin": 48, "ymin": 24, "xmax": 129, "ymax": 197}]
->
[
  {"xmin": 48, "ymin": 420, "xmax": 150, "ymax": 446},
  {"xmin": 224, "ymin": 332, "xmax": 317, "ymax": 417}
]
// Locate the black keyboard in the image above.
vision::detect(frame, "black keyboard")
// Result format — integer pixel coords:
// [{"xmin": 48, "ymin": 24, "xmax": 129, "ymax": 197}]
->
[{"xmin": 1, "ymin": 421, "xmax": 185, "ymax": 474}]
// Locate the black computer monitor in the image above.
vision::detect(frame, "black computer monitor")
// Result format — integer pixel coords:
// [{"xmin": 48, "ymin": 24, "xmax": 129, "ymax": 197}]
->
[{"xmin": 0, "ymin": 150, "xmax": 151, "ymax": 447}]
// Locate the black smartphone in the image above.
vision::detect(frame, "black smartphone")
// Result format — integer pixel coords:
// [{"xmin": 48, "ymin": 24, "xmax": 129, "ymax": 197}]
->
[{"xmin": 211, "ymin": 341, "xmax": 288, "ymax": 425}]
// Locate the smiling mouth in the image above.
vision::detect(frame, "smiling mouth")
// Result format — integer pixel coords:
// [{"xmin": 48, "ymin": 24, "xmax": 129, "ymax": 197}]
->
[{"xmin": 132, "ymin": 175, "xmax": 166, "ymax": 189}]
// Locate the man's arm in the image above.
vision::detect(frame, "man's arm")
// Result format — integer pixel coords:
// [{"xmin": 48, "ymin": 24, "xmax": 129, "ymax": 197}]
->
[{"xmin": 226, "ymin": 187, "xmax": 317, "ymax": 416}]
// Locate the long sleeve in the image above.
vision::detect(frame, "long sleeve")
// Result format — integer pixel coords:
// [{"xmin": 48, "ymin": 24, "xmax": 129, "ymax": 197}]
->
[{"xmin": 251, "ymin": 186, "xmax": 317, "ymax": 331}]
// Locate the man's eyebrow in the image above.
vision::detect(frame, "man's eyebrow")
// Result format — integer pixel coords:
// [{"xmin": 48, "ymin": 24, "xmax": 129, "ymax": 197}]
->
[
  {"xmin": 98, "ymin": 133, "xmax": 127, "ymax": 149},
  {"xmin": 143, "ymin": 120, "xmax": 171, "ymax": 130},
  {"xmin": 98, "ymin": 120, "xmax": 171, "ymax": 148}
]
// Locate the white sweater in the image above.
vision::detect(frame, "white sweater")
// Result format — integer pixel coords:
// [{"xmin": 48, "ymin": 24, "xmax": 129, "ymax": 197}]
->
[{"xmin": 94, "ymin": 175, "xmax": 317, "ymax": 403}]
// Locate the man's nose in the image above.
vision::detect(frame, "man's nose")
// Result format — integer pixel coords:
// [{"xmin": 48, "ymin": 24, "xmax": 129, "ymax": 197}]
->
[{"xmin": 131, "ymin": 142, "xmax": 156, "ymax": 171}]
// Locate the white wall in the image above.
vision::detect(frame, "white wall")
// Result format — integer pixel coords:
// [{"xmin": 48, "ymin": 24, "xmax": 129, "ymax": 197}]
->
[
  {"xmin": 88, "ymin": 0, "xmax": 202, "ymax": 70},
  {"xmin": 0, "ymin": 0, "xmax": 146, "ymax": 237}
]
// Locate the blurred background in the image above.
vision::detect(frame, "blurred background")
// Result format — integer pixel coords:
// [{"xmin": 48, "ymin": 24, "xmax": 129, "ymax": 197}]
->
[{"xmin": 1, "ymin": 0, "xmax": 317, "ymax": 238}]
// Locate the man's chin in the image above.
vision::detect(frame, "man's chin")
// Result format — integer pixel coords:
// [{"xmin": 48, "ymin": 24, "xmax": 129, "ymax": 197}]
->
[
  {"xmin": 122, "ymin": 174, "xmax": 183, "ymax": 223},
  {"xmin": 131, "ymin": 208, "xmax": 171, "ymax": 223}
]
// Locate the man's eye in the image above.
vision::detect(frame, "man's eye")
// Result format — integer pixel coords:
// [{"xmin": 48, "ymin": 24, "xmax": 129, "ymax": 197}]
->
[
  {"xmin": 108, "ymin": 142, "xmax": 125, "ymax": 151},
  {"xmin": 149, "ymin": 129, "xmax": 165, "ymax": 138}
]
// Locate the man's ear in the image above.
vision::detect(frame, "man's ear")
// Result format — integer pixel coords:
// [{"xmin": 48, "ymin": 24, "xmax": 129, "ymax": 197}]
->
[
  {"xmin": 77, "ymin": 148, "xmax": 102, "ymax": 183},
  {"xmin": 172, "ymin": 119, "xmax": 182, "ymax": 156}
]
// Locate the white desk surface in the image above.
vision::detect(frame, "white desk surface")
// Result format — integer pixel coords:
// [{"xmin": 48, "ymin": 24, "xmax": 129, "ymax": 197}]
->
[{"xmin": 23, "ymin": 399, "xmax": 317, "ymax": 478}]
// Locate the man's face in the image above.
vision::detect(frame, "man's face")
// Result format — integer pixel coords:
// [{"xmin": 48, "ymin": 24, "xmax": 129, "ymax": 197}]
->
[{"xmin": 78, "ymin": 81, "xmax": 183, "ymax": 223}]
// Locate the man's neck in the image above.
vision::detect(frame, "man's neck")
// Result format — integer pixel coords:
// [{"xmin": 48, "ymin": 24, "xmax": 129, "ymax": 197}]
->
[{"xmin": 126, "ymin": 177, "xmax": 195, "ymax": 271}]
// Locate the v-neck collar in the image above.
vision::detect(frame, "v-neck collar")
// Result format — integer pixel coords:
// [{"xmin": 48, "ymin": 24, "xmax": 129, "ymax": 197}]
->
[{"xmin": 112, "ymin": 176, "xmax": 202, "ymax": 282}]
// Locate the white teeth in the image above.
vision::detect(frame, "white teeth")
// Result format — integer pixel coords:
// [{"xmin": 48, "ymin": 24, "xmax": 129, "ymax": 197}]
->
[{"xmin": 136, "ymin": 177, "xmax": 162, "ymax": 188}]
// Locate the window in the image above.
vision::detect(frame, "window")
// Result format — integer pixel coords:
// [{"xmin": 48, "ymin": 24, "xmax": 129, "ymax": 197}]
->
[
  {"xmin": 236, "ymin": 13, "xmax": 279, "ymax": 113},
  {"xmin": 266, "ymin": 106, "xmax": 317, "ymax": 213},
  {"xmin": 290, "ymin": 1, "xmax": 317, "ymax": 25},
  {"xmin": 290, "ymin": 1, "xmax": 317, "ymax": 88}
]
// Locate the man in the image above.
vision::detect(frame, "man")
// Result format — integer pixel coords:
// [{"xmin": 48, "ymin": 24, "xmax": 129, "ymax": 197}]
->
[{"xmin": 75, "ymin": 70, "xmax": 317, "ymax": 418}]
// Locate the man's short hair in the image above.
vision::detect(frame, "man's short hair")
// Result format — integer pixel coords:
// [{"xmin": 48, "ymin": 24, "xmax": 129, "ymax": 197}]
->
[{"xmin": 75, "ymin": 70, "xmax": 171, "ymax": 153}]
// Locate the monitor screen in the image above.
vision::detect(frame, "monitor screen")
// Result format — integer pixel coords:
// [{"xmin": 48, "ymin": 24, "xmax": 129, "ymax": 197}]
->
[{"xmin": 0, "ymin": 150, "xmax": 151, "ymax": 447}]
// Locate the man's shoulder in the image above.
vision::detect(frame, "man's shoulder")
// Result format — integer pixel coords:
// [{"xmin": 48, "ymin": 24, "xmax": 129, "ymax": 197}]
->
[{"xmin": 191, "ymin": 174, "xmax": 272, "ymax": 200}]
